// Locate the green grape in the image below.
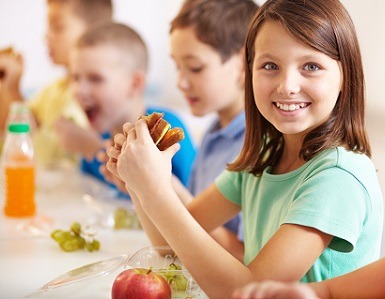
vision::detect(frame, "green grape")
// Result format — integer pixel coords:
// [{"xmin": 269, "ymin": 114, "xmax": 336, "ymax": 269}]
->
[
  {"xmin": 168, "ymin": 263, "xmax": 182, "ymax": 271},
  {"xmin": 75, "ymin": 235, "xmax": 86, "ymax": 249},
  {"xmin": 158, "ymin": 262, "xmax": 188, "ymax": 293},
  {"xmin": 174, "ymin": 274, "xmax": 188, "ymax": 292},
  {"xmin": 114, "ymin": 208, "xmax": 132, "ymax": 229},
  {"xmin": 70, "ymin": 222, "xmax": 82, "ymax": 235},
  {"xmin": 113, "ymin": 208, "xmax": 142, "ymax": 230},
  {"xmin": 60, "ymin": 238, "xmax": 81, "ymax": 252},
  {"xmin": 166, "ymin": 263, "xmax": 181, "ymax": 277},
  {"xmin": 158, "ymin": 270, "xmax": 172, "ymax": 283},
  {"xmin": 91, "ymin": 239, "xmax": 100, "ymax": 250},
  {"xmin": 85, "ymin": 242, "xmax": 94, "ymax": 252},
  {"xmin": 114, "ymin": 207, "xmax": 127, "ymax": 218},
  {"xmin": 51, "ymin": 229, "xmax": 64, "ymax": 241},
  {"xmin": 167, "ymin": 274, "xmax": 188, "ymax": 293},
  {"xmin": 114, "ymin": 210, "xmax": 130, "ymax": 229},
  {"xmin": 167, "ymin": 263, "xmax": 187, "ymax": 292},
  {"xmin": 51, "ymin": 230, "xmax": 72, "ymax": 243},
  {"xmin": 85, "ymin": 239, "xmax": 100, "ymax": 252}
]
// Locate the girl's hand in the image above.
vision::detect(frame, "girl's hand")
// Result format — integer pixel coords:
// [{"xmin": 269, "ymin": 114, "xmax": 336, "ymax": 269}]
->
[
  {"xmin": 105, "ymin": 131, "xmax": 127, "ymax": 178},
  {"xmin": 116, "ymin": 119, "xmax": 180, "ymax": 198},
  {"xmin": 232, "ymin": 281, "xmax": 319, "ymax": 299},
  {"xmin": 106, "ymin": 128, "xmax": 137, "ymax": 195},
  {"xmin": 98, "ymin": 148, "xmax": 128, "ymax": 194}
]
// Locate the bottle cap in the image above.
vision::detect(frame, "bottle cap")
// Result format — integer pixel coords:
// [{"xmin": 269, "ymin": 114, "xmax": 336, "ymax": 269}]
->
[{"xmin": 8, "ymin": 123, "xmax": 30, "ymax": 133}]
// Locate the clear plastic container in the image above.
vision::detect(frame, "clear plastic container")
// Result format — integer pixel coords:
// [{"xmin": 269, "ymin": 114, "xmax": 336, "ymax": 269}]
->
[
  {"xmin": 28, "ymin": 246, "xmax": 207, "ymax": 299},
  {"xmin": 125, "ymin": 246, "xmax": 205, "ymax": 298}
]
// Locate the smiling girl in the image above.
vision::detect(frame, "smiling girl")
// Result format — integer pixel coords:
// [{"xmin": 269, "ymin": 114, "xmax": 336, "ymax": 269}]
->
[{"xmin": 106, "ymin": 0, "xmax": 383, "ymax": 297}]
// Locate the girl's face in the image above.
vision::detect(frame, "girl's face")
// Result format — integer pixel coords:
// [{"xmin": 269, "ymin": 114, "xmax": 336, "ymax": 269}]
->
[
  {"xmin": 170, "ymin": 27, "xmax": 244, "ymax": 117},
  {"xmin": 69, "ymin": 45, "xmax": 133, "ymax": 132},
  {"xmin": 252, "ymin": 21, "xmax": 343, "ymax": 139}
]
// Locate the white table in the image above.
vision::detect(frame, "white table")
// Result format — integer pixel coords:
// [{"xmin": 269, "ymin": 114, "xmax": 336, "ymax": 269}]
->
[{"xmin": 0, "ymin": 166, "xmax": 151, "ymax": 299}]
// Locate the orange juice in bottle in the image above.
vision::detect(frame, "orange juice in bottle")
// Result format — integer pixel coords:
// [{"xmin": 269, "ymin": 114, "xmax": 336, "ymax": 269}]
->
[{"xmin": 2, "ymin": 123, "xmax": 36, "ymax": 217}]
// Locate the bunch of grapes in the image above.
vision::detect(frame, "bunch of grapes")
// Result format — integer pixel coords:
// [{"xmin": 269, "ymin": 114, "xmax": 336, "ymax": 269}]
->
[
  {"xmin": 158, "ymin": 258, "xmax": 188, "ymax": 293},
  {"xmin": 113, "ymin": 207, "xmax": 142, "ymax": 230},
  {"xmin": 165, "ymin": 263, "xmax": 188, "ymax": 292},
  {"xmin": 50, "ymin": 222, "xmax": 100, "ymax": 252}
]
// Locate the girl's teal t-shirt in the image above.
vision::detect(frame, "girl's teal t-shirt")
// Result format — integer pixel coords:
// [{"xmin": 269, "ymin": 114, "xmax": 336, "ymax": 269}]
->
[{"xmin": 216, "ymin": 147, "xmax": 383, "ymax": 282}]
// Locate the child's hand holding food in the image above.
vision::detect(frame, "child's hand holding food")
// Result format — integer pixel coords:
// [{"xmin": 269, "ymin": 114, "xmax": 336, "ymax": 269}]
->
[{"xmin": 106, "ymin": 112, "xmax": 184, "ymax": 199}]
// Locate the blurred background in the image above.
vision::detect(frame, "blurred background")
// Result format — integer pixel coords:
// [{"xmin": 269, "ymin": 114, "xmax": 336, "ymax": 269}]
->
[{"xmin": 1, "ymin": 0, "xmax": 384, "ymax": 255}]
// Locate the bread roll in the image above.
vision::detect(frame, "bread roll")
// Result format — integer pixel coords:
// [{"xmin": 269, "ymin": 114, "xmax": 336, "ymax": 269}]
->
[{"xmin": 140, "ymin": 112, "xmax": 184, "ymax": 150}]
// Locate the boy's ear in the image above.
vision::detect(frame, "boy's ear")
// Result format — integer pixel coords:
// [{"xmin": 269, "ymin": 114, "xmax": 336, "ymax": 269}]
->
[{"xmin": 127, "ymin": 70, "xmax": 146, "ymax": 98}]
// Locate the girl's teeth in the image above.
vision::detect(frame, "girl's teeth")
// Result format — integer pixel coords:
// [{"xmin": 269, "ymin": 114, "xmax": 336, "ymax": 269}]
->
[{"xmin": 276, "ymin": 102, "xmax": 307, "ymax": 111}]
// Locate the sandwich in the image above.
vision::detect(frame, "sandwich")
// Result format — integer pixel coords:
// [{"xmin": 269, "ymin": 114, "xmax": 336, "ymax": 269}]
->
[
  {"xmin": 115, "ymin": 112, "xmax": 184, "ymax": 151},
  {"xmin": 140, "ymin": 112, "xmax": 184, "ymax": 151}
]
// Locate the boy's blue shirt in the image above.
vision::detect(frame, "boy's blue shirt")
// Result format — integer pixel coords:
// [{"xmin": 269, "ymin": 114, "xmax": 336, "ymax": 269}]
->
[
  {"xmin": 80, "ymin": 106, "xmax": 196, "ymax": 198},
  {"xmin": 188, "ymin": 111, "xmax": 246, "ymax": 238}
]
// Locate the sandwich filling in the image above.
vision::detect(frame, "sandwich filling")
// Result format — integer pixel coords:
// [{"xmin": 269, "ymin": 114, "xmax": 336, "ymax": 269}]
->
[{"xmin": 140, "ymin": 112, "xmax": 184, "ymax": 150}]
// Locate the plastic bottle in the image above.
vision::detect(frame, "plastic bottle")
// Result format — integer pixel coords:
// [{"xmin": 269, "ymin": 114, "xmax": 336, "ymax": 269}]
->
[
  {"xmin": 2, "ymin": 123, "xmax": 36, "ymax": 217},
  {"xmin": 1, "ymin": 102, "xmax": 34, "ymax": 154},
  {"xmin": 5, "ymin": 102, "xmax": 35, "ymax": 131}
]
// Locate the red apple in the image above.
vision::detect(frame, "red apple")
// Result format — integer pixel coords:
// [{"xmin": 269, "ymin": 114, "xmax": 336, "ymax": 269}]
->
[{"xmin": 111, "ymin": 268, "xmax": 172, "ymax": 299}]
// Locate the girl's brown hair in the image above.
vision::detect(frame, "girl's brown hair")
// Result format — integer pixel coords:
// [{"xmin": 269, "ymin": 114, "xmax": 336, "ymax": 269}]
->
[
  {"xmin": 228, "ymin": 0, "xmax": 370, "ymax": 175},
  {"xmin": 170, "ymin": 0, "xmax": 259, "ymax": 63}
]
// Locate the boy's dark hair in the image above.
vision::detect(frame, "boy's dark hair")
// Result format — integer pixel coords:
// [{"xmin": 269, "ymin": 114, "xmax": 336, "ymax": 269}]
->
[
  {"xmin": 170, "ymin": 0, "xmax": 259, "ymax": 62},
  {"xmin": 76, "ymin": 22, "xmax": 148, "ymax": 72},
  {"xmin": 47, "ymin": 0, "xmax": 113, "ymax": 28},
  {"xmin": 229, "ymin": 0, "xmax": 370, "ymax": 175}
]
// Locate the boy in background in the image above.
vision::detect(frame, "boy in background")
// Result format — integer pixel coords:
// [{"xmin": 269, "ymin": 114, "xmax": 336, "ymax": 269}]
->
[
  {"xmin": 168, "ymin": 0, "xmax": 259, "ymax": 261},
  {"xmin": 55, "ymin": 22, "xmax": 195, "ymax": 192},
  {"xmin": 0, "ymin": 0, "xmax": 112, "ymax": 167}
]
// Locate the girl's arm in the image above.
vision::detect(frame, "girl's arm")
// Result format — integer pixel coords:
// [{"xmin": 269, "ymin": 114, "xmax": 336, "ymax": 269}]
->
[
  {"xmin": 171, "ymin": 174, "xmax": 194, "ymax": 205},
  {"xmin": 232, "ymin": 281, "xmax": 320, "ymax": 299},
  {"xmin": 137, "ymin": 183, "xmax": 332, "ymax": 297},
  {"xmin": 210, "ymin": 226, "xmax": 244, "ymax": 262},
  {"xmin": 107, "ymin": 129, "xmax": 244, "ymax": 256},
  {"xmin": 113, "ymin": 120, "xmax": 333, "ymax": 298},
  {"xmin": 105, "ymin": 139, "xmax": 168, "ymax": 246},
  {"xmin": 130, "ymin": 191, "xmax": 169, "ymax": 246},
  {"xmin": 170, "ymin": 171, "xmax": 245, "ymax": 262},
  {"xmin": 311, "ymin": 257, "xmax": 385, "ymax": 299},
  {"xmin": 232, "ymin": 258, "xmax": 385, "ymax": 299}
]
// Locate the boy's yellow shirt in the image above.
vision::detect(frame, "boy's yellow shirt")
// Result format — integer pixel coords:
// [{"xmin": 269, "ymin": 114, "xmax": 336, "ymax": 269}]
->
[
  {"xmin": 28, "ymin": 77, "xmax": 88, "ymax": 127},
  {"xmin": 28, "ymin": 77, "xmax": 89, "ymax": 168}
]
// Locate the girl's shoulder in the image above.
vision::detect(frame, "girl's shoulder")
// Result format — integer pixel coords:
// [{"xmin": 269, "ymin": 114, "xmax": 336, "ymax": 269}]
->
[
  {"xmin": 306, "ymin": 147, "xmax": 380, "ymax": 196},
  {"xmin": 220, "ymin": 147, "xmax": 376, "ymax": 184},
  {"xmin": 311, "ymin": 147, "xmax": 374, "ymax": 173}
]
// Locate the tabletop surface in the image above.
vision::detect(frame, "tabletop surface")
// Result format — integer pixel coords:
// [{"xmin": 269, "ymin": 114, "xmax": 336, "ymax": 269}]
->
[{"xmin": 0, "ymin": 165, "xmax": 151, "ymax": 299}]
